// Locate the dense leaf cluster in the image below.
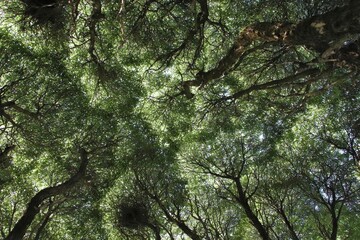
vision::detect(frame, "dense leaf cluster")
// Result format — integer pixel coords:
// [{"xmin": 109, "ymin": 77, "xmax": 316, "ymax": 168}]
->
[{"xmin": 0, "ymin": 0, "xmax": 359, "ymax": 239}]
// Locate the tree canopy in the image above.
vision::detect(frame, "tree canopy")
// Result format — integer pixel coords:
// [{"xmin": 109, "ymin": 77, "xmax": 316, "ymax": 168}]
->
[{"xmin": 0, "ymin": 0, "xmax": 359, "ymax": 239}]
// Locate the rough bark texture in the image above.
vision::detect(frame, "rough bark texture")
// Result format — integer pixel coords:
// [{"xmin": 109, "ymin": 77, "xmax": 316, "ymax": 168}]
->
[
  {"xmin": 4, "ymin": 148, "xmax": 89, "ymax": 240},
  {"xmin": 181, "ymin": 1, "xmax": 360, "ymax": 98}
]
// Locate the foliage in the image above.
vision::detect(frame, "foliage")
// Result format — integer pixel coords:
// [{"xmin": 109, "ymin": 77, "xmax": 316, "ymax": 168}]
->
[{"xmin": 0, "ymin": 0, "xmax": 359, "ymax": 239}]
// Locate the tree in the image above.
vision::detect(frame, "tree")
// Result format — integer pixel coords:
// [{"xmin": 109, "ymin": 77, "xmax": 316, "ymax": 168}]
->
[{"xmin": 0, "ymin": 0, "xmax": 359, "ymax": 239}]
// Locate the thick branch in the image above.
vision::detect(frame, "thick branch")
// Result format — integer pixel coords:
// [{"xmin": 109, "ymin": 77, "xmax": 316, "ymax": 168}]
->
[
  {"xmin": 4, "ymin": 148, "xmax": 89, "ymax": 240},
  {"xmin": 152, "ymin": 195, "xmax": 201, "ymax": 240},
  {"xmin": 180, "ymin": 1, "xmax": 360, "ymax": 98},
  {"xmin": 234, "ymin": 178, "xmax": 270, "ymax": 240},
  {"xmin": 0, "ymin": 145, "xmax": 15, "ymax": 164},
  {"xmin": 146, "ymin": 222, "xmax": 161, "ymax": 240},
  {"xmin": 135, "ymin": 174, "xmax": 201, "ymax": 240},
  {"xmin": 224, "ymin": 68, "xmax": 321, "ymax": 101},
  {"xmin": 277, "ymin": 204, "xmax": 299, "ymax": 240},
  {"xmin": 157, "ymin": 0, "xmax": 209, "ymax": 66},
  {"xmin": 88, "ymin": 0, "xmax": 104, "ymax": 68},
  {"xmin": 330, "ymin": 205, "xmax": 339, "ymax": 240},
  {"xmin": 0, "ymin": 101, "xmax": 38, "ymax": 122},
  {"xmin": 34, "ymin": 206, "xmax": 52, "ymax": 240}
]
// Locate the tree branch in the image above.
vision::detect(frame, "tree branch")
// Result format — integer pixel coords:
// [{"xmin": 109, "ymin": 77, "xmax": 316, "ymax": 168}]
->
[
  {"xmin": 4, "ymin": 148, "xmax": 89, "ymax": 240},
  {"xmin": 179, "ymin": 1, "xmax": 360, "ymax": 98},
  {"xmin": 233, "ymin": 178, "xmax": 270, "ymax": 240},
  {"xmin": 223, "ymin": 68, "xmax": 321, "ymax": 101}
]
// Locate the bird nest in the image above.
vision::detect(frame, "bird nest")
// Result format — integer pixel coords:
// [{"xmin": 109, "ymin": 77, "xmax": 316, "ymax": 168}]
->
[
  {"xmin": 116, "ymin": 198, "xmax": 150, "ymax": 229},
  {"xmin": 21, "ymin": 0, "xmax": 65, "ymax": 27}
]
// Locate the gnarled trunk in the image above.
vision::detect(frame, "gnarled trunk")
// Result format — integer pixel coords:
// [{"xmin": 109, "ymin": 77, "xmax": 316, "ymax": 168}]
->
[
  {"xmin": 181, "ymin": 1, "xmax": 360, "ymax": 98},
  {"xmin": 4, "ymin": 148, "xmax": 88, "ymax": 240}
]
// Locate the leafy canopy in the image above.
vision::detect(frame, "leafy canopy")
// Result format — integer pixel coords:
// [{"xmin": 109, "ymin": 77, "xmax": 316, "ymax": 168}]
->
[{"xmin": 0, "ymin": 0, "xmax": 359, "ymax": 239}]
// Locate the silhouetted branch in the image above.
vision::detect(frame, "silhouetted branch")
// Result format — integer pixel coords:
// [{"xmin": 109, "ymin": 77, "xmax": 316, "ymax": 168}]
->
[{"xmin": 4, "ymin": 148, "xmax": 89, "ymax": 240}]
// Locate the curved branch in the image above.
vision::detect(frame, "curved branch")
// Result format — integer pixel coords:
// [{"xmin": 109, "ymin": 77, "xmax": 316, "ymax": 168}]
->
[
  {"xmin": 233, "ymin": 178, "xmax": 270, "ymax": 240},
  {"xmin": 135, "ymin": 173, "xmax": 201, "ymax": 240},
  {"xmin": 180, "ymin": 1, "xmax": 360, "ymax": 98},
  {"xmin": 88, "ymin": 0, "xmax": 105, "ymax": 69},
  {"xmin": 224, "ymin": 68, "xmax": 321, "ymax": 101},
  {"xmin": 157, "ymin": 0, "xmax": 209, "ymax": 66},
  {"xmin": 4, "ymin": 148, "xmax": 89, "ymax": 240}
]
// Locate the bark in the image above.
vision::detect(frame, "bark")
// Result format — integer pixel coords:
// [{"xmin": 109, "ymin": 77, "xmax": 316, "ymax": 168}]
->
[
  {"xmin": 159, "ymin": 0, "xmax": 209, "ymax": 65},
  {"xmin": 1, "ymin": 101, "xmax": 38, "ymax": 118},
  {"xmin": 153, "ymin": 195, "xmax": 201, "ymax": 240},
  {"xmin": 136, "ymin": 174, "xmax": 201, "ymax": 240},
  {"xmin": 147, "ymin": 223, "xmax": 161, "ymax": 240},
  {"xmin": 234, "ymin": 178, "xmax": 270, "ymax": 240},
  {"xmin": 330, "ymin": 213, "xmax": 338, "ymax": 240},
  {"xmin": 88, "ymin": 0, "xmax": 105, "ymax": 78},
  {"xmin": 181, "ymin": 1, "xmax": 360, "ymax": 98},
  {"xmin": 0, "ymin": 145, "xmax": 15, "ymax": 164},
  {"xmin": 33, "ymin": 210, "xmax": 51, "ymax": 240},
  {"xmin": 4, "ymin": 148, "xmax": 89, "ymax": 240},
  {"xmin": 223, "ymin": 68, "xmax": 321, "ymax": 101},
  {"xmin": 277, "ymin": 206, "xmax": 299, "ymax": 240},
  {"xmin": 330, "ymin": 201, "xmax": 340, "ymax": 240}
]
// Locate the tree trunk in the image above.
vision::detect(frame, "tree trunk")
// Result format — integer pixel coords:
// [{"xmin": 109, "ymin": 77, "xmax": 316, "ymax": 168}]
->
[
  {"xmin": 4, "ymin": 148, "xmax": 88, "ymax": 240},
  {"xmin": 181, "ymin": 1, "xmax": 360, "ymax": 98},
  {"xmin": 234, "ymin": 179, "xmax": 270, "ymax": 240}
]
